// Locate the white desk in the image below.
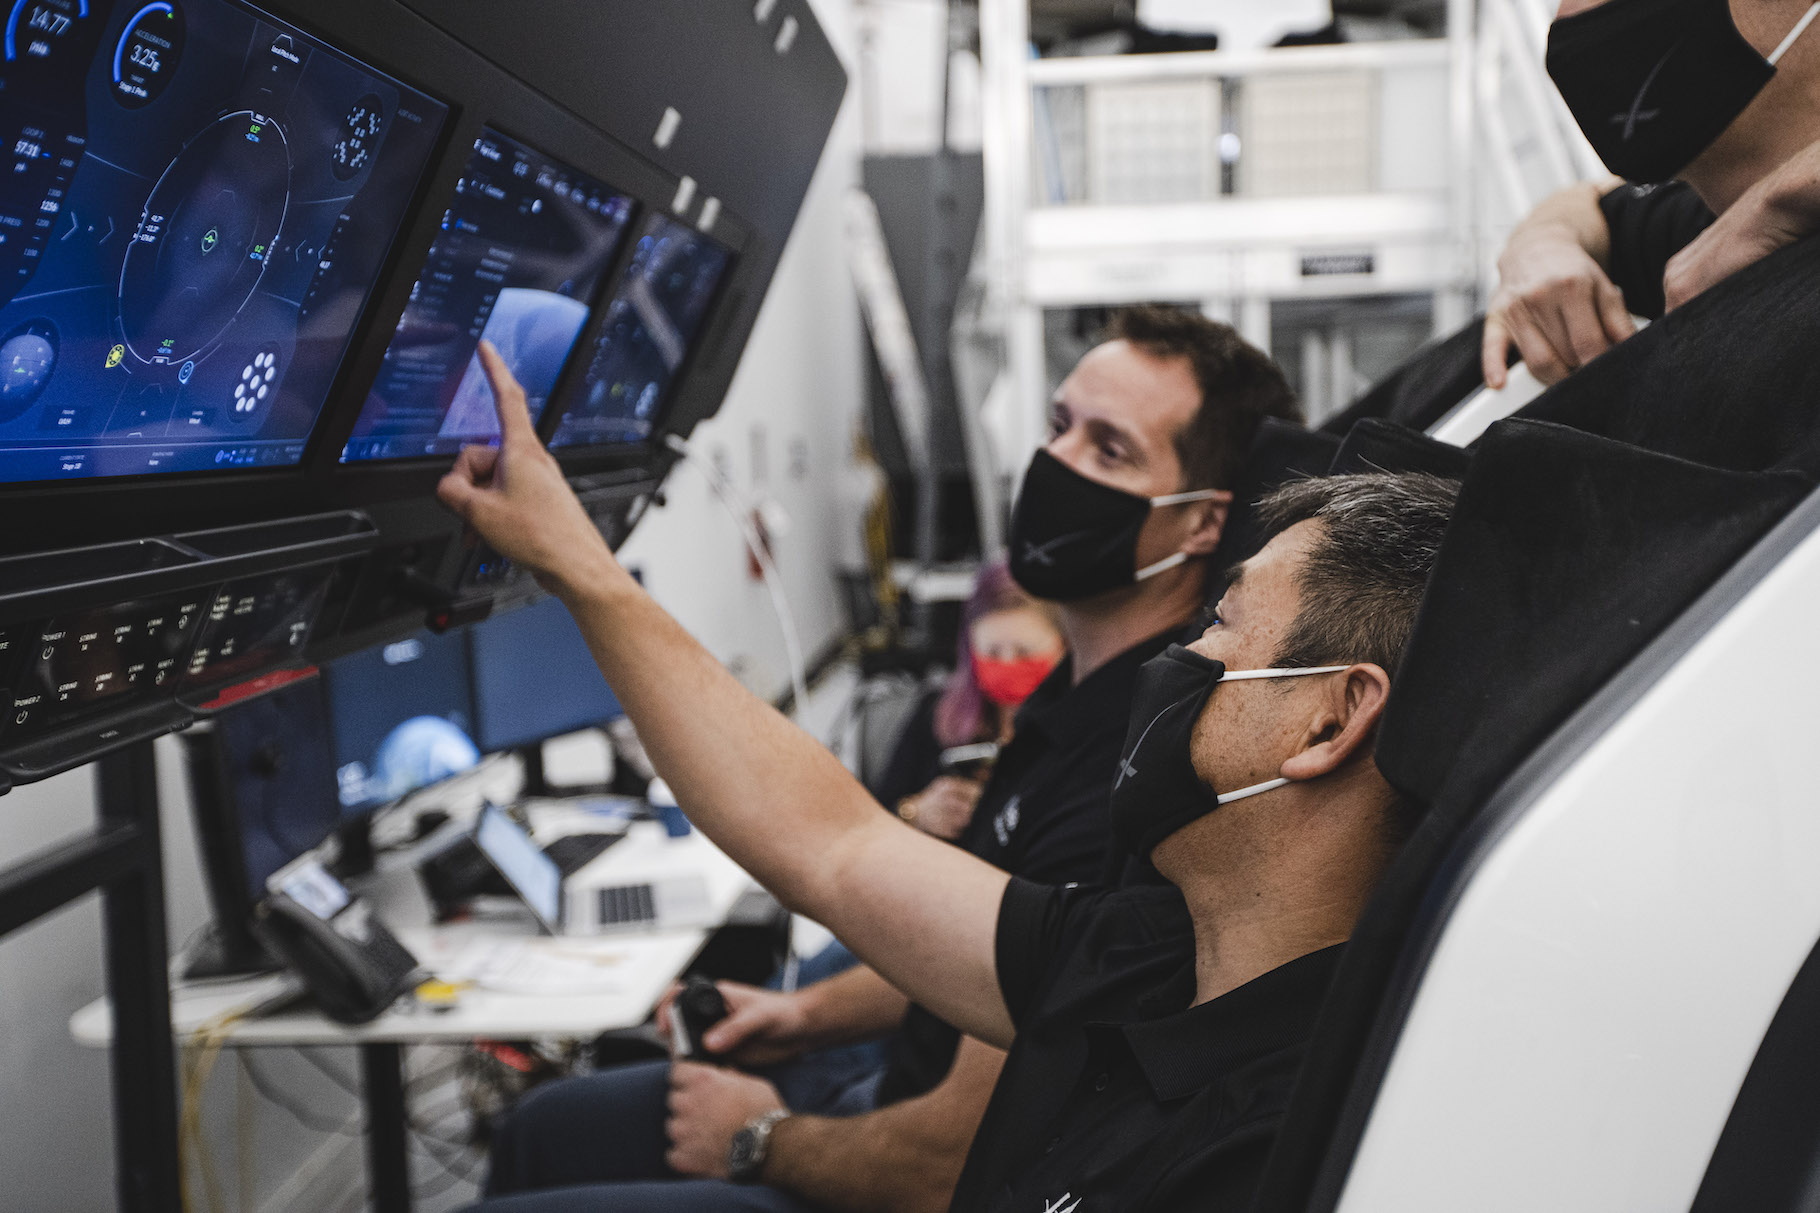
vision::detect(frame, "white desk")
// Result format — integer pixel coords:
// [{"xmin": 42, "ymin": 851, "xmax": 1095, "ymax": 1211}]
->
[{"xmin": 70, "ymin": 823, "xmax": 759, "ymax": 1212}]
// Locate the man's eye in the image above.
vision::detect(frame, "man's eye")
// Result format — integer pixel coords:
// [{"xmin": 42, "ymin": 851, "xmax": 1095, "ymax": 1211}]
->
[{"xmin": 1194, "ymin": 602, "xmax": 1224, "ymax": 629}]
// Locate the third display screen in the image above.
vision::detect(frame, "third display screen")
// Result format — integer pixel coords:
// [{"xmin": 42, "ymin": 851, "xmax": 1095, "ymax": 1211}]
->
[{"xmin": 340, "ymin": 128, "xmax": 636, "ymax": 462}]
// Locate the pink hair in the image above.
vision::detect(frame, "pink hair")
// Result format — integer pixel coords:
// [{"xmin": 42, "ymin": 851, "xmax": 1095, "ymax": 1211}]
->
[{"xmin": 931, "ymin": 560, "xmax": 1055, "ymax": 747}]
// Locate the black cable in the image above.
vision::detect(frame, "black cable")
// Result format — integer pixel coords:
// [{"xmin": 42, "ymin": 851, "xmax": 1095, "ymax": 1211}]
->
[{"xmin": 240, "ymin": 1053, "xmax": 362, "ymax": 1136}]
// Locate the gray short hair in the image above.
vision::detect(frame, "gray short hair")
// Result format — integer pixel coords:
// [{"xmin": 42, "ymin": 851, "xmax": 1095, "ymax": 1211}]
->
[{"xmin": 1256, "ymin": 472, "xmax": 1460, "ymax": 680}]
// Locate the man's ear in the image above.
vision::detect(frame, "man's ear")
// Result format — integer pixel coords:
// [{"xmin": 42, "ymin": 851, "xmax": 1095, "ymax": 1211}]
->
[
  {"xmin": 1180, "ymin": 491, "xmax": 1233, "ymax": 557},
  {"xmin": 1279, "ymin": 663, "xmax": 1391, "ymax": 782}
]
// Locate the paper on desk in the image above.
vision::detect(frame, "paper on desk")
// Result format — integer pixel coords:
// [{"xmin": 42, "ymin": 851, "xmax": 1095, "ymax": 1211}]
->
[{"xmin": 435, "ymin": 938, "xmax": 631, "ymax": 996}]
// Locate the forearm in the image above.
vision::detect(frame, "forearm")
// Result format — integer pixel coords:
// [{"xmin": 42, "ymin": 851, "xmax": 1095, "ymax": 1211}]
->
[
  {"xmin": 1505, "ymin": 178, "xmax": 1619, "ymax": 271},
  {"xmin": 762, "ymin": 1037, "xmax": 1007, "ymax": 1213},
  {"xmin": 556, "ymin": 567, "xmax": 1014, "ymax": 1045},
  {"xmin": 797, "ymin": 964, "xmax": 912, "ymax": 1046}
]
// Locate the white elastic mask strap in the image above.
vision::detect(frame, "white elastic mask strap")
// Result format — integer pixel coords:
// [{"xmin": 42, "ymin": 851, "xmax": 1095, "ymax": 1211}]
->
[
  {"xmin": 1216, "ymin": 777, "xmax": 1290, "ymax": 805},
  {"xmin": 1210, "ymin": 665, "xmax": 1349, "ymax": 803},
  {"xmin": 1149, "ymin": 487, "xmax": 1225, "ymax": 508},
  {"xmin": 1770, "ymin": 2, "xmax": 1820, "ymax": 64},
  {"xmin": 1135, "ymin": 489, "xmax": 1226, "ymax": 582},
  {"xmin": 1134, "ymin": 550, "xmax": 1190, "ymax": 582}
]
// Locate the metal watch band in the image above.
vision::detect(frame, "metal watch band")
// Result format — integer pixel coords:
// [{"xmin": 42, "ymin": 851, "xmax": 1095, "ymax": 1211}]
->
[{"xmin": 728, "ymin": 1108, "xmax": 790, "ymax": 1183}]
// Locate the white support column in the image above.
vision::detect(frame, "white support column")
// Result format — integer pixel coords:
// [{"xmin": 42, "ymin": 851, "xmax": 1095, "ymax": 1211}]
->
[
  {"xmin": 1300, "ymin": 329, "xmax": 1329, "ymax": 420},
  {"xmin": 1239, "ymin": 295, "xmax": 1272, "ymax": 352},
  {"xmin": 978, "ymin": 0, "xmax": 1044, "ymax": 462}
]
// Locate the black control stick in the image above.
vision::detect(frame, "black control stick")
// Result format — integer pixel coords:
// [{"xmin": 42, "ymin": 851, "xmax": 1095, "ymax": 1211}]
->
[{"xmin": 670, "ymin": 974, "xmax": 730, "ymax": 1058}]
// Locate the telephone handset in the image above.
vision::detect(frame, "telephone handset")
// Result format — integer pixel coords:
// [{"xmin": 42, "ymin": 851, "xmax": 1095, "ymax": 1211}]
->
[{"xmin": 252, "ymin": 858, "xmax": 421, "ymax": 1025}]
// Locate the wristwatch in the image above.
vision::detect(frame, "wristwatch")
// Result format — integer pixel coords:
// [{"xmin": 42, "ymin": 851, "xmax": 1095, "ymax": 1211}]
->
[{"xmin": 727, "ymin": 1108, "xmax": 790, "ymax": 1183}]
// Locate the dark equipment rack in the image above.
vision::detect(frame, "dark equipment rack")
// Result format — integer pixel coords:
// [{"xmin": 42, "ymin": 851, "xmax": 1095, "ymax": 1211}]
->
[{"xmin": 0, "ymin": 738, "xmax": 181, "ymax": 1212}]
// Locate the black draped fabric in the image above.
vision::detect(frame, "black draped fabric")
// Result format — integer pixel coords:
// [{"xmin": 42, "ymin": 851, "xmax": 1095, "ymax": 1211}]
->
[
  {"xmin": 1328, "ymin": 417, "xmax": 1471, "ymax": 481},
  {"xmin": 1206, "ymin": 418, "xmax": 1342, "ymax": 579},
  {"xmin": 1253, "ymin": 235, "xmax": 1820, "ymax": 1213},
  {"xmin": 1319, "ymin": 319, "xmax": 1489, "ymax": 438}
]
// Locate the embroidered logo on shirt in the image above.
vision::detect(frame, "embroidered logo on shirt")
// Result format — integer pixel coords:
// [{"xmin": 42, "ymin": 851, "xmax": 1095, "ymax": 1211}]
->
[
  {"xmin": 1042, "ymin": 1194, "xmax": 1082, "ymax": 1213},
  {"xmin": 994, "ymin": 795, "xmax": 1022, "ymax": 847}
]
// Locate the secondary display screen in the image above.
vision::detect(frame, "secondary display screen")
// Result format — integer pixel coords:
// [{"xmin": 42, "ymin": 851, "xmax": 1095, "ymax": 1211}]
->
[
  {"xmin": 322, "ymin": 628, "xmax": 478, "ymax": 815},
  {"xmin": 339, "ymin": 129, "xmax": 636, "ymax": 462},
  {"xmin": 468, "ymin": 596, "xmax": 622, "ymax": 753},
  {"xmin": 549, "ymin": 213, "xmax": 733, "ymax": 449},
  {"xmin": 0, "ymin": 0, "xmax": 449, "ymax": 482}
]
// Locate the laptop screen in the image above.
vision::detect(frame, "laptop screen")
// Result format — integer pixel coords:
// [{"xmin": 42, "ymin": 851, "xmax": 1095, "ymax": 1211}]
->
[{"xmin": 474, "ymin": 803, "xmax": 562, "ymax": 930}]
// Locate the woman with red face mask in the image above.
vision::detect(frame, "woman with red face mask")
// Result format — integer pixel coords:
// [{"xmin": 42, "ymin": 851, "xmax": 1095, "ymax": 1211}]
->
[{"xmin": 875, "ymin": 561, "xmax": 1065, "ymax": 841}]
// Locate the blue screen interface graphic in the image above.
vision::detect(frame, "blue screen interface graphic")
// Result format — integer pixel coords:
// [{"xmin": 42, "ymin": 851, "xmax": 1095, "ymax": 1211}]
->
[
  {"xmin": 548, "ymin": 212, "xmax": 732, "ymax": 449},
  {"xmin": 0, "ymin": 0, "xmax": 449, "ymax": 482},
  {"xmin": 322, "ymin": 629, "xmax": 478, "ymax": 817},
  {"xmin": 340, "ymin": 129, "xmax": 636, "ymax": 462}
]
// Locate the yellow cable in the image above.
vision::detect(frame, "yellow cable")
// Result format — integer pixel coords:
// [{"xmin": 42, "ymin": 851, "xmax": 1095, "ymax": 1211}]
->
[{"xmin": 178, "ymin": 1010, "xmax": 242, "ymax": 1213}]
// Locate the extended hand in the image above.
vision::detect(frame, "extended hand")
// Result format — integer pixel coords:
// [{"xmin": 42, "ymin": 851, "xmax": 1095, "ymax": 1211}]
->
[
  {"xmin": 665, "ymin": 1061, "xmax": 786, "ymax": 1179},
  {"xmin": 1481, "ymin": 223, "xmax": 1635, "ymax": 389},
  {"xmin": 1664, "ymin": 140, "xmax": 1820, "ymax": 312},
  {"xmin": 435, "ymin": 341, "xmax": 625, "ymax": 601},
  {"xmin": 900, "ymin": 775, "xmax": 984, "ymax": 841}
]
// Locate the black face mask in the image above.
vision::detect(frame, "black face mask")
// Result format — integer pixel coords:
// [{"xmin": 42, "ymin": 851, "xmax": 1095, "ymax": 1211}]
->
[
  {"xmin": 1546, "ymin": 0, "xmax": 1820, "ymax": 184},
  {"xmin": 1109, "ymin": 644, "xmax": 1346, "ymax": 860},
  {"xmin": 1007, "ymin": 449, "xmax": 1220, "ymax": 602}
]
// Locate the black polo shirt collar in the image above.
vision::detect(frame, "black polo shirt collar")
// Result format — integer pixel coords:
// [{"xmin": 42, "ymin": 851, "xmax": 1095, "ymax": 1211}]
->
[
  {"xmin": 1121, "ymin": 943, "xmax": 1345, "ymax": 1101},
  {"xmin": 1013, "ymin": 627, "xmax": 1181, "ymax": 752}
]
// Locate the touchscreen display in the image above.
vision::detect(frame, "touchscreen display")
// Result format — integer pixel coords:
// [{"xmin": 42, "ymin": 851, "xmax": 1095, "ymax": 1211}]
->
[
  {"xmin": 475, "ymin": 803, "xmax": 561, "ymax": 929},
  {"xmin": 0, "ymin": 0, "xmax": 448, "ymax": 482},
  {"xmin": 339, "ymin": 129, "xmax": 636, "ymax": 462},
  {"xmin": 548, "ymin": 214, "xmax": 732, "ymax": 449}
]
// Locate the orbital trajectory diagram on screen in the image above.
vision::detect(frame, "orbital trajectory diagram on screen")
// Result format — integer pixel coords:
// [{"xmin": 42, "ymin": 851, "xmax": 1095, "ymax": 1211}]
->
[
  {"xmin": 0, "ymin": 0, "xmax": 447, "ymax": 483},
  {"xmin": 339, "ymin": 129, "xmax": 636, "ymax": 463}
]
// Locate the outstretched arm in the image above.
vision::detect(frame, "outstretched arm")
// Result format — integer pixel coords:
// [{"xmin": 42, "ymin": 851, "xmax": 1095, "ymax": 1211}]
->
[{"xmin": 437, "ymin": 344, "xmax": 1014, "ymax": 1047}]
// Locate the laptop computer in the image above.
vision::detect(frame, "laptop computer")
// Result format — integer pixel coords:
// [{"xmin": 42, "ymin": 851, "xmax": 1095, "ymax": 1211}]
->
[{"xmin": 473, "ymin": 802, "xmax": 567, "ymax": 933}]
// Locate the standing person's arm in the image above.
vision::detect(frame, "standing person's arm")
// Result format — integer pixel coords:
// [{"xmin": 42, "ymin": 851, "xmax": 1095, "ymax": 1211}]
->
[
  {"xmin": 437, "ymin": 344, "xmax": 1015, "ymax": 1047},
  {"xmin": 1481, "ymin": 179, "xmax": 1634, "ymax": 389},
  {"xmin": 1664, "ymin": 137, "xmax": 1820, "ymax": 310}
]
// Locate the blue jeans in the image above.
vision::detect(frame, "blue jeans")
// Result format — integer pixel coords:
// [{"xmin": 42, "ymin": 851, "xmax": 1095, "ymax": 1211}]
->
[{"xmin": 464, "ymin": 943, "xmax": 886, "ymax": 1213}]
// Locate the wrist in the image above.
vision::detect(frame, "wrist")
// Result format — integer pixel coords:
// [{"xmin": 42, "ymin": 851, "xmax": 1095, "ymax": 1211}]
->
[
  {"xmin": 790, "ymin": 983, "xmax": 830, "ymax": 1045},
  {"xmin": 551, "ymin": 548, "xmax": 634, "ymax": 610},
  {"xmin": 727, "ymin": 1108, "xmax": 790, "ymax": 1183}
]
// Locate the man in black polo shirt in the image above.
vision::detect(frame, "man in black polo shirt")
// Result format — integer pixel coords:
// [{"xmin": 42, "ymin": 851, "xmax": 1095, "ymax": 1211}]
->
[
  {"xmin": 1481, "ymin": 0, "xmax": 1820, "ymax": 389},
  {"xmin": 442, "ymin": 348, "xmax": 1455, "ymax": 1213},
  {"xmin": 473, "ymin": 310, "xmax": 1299, "ymax": 1213}
]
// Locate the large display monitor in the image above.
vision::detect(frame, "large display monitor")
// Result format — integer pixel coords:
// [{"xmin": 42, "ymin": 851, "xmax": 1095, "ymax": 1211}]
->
[
  {"xmin": 320, "ymin": 627, "xmax": 478, "ymax": 815},
  {"xmin": 0, "ymin": 0, "xmax": 448, "ymax": 482},
  {"xmin": 339, "ymin": 128, "xmax": 637, "ymax": 462},
  {"xmin": 548, "ymin": 212, "xmax": 733, "ymax": 449},
  {"xmin": 467, "ymin": 595, "xmax": 622, "ymax": 752}
]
